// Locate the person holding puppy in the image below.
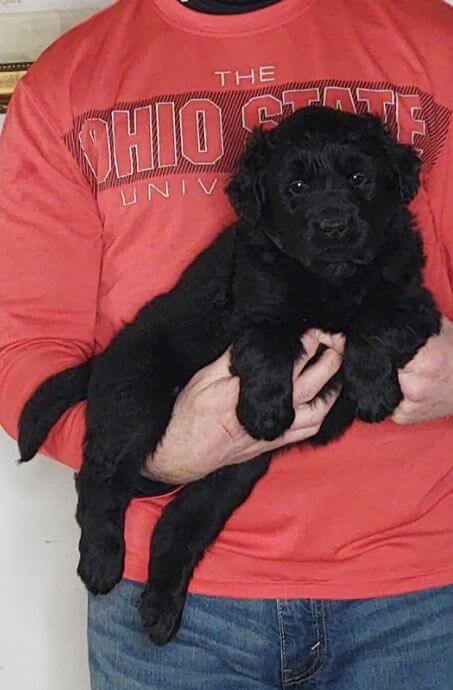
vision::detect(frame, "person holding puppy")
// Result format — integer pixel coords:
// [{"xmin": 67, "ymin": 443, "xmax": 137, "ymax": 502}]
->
[{"xmin": 0, "ymin": 0, "xmax": 452, "ymax": 688}]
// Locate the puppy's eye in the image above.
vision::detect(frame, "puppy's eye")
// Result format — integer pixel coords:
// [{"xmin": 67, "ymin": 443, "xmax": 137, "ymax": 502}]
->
[
  {"xmin": 288, "ymin": 180, "xmax": 307, "ymax": 196},
  {"xmin": 349, "ymin": 172, "xmax": 367, "ymax": 187}
]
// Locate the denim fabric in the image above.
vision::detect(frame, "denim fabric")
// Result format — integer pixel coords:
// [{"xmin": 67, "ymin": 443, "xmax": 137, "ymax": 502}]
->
[{"xmin": 88, "ymin": 579, "xmax": 453, "ymax": 689}]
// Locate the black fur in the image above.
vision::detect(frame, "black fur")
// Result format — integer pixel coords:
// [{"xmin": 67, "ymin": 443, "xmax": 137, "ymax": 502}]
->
[{"xmin": 17, "ymin": 106, "xmax": 440, "ymax": 645}]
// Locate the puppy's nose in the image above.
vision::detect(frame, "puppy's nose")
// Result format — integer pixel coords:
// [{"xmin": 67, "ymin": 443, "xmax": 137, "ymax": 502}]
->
[{"xmin": 319, "ymin": 218, "xmax": 348, "ymax": 238}]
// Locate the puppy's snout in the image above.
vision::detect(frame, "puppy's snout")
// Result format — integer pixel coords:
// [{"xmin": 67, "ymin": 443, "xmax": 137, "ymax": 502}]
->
[
  {"xmin": 319, "ymin": 218, "xmax": 348, "ymax": 239},
  {"xmin": 313, "ymin": 215, "xmax": 358, "ymax": 242}
]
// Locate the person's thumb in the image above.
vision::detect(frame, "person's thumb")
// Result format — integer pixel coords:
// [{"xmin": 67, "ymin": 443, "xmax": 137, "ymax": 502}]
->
[
  {"xmin": 197, "ymin": 347, "xmax": 233, "ymax": 382},
  {"xmin": 316, "ymin": 330, "xmax": 345, "ymax": 355}
]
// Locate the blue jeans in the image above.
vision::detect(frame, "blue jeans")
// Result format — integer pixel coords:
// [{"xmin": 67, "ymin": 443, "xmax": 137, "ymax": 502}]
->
[{"xmin": 88, "ymin": 579, "xmax": 453, "ymax": 689}]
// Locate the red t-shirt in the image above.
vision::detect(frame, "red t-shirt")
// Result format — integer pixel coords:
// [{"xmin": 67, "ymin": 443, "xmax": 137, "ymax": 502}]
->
[{"xmin": 0, "ymin": 0, "xmax": 452, "ymax": 599}]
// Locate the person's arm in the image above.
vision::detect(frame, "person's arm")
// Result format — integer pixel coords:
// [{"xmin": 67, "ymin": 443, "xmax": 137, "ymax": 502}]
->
[{"xmin": 0, "ymin": 78, "xmax": 103, "ymax": 470}]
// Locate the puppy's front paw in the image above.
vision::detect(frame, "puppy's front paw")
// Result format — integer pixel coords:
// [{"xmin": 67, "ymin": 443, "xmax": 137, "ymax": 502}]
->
[
  {"xmin": 354, "ymin": 380, "xmax": 402, "ymax": 423},
  {"xmin": 236, "ymin": 390, "xmax": 295, "ymax": 441},
  {"xmin": 77, "ymin": 533, "xmax": 125, "ymax": 595},
  {"xmin": 345, "ymin": 341, "xmax": 403, "ymax": 423},
  {"xmin": 140, "ymin": 587, "xmax": 185, "ymax": 645}
]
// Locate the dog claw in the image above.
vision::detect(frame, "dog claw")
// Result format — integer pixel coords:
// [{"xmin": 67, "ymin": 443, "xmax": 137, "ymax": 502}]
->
[{"xmin": 140, "ymin": 588, "xmax": 184, "ymax": 645}]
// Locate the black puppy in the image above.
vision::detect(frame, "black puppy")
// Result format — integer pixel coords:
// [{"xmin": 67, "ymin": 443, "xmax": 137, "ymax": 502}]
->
[{"xmin": 18, "ymin": 106, "xmax": 440, "ymax": 645}]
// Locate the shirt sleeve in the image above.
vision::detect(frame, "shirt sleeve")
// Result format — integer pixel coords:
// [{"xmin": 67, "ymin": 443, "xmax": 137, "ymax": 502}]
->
[{"xmin": 0, "ymin": 78, "xmax": 103, "ymax": 470}]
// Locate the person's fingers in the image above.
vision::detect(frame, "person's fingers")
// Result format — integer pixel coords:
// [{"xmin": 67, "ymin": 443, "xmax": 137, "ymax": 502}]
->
[
  {"xmin": 315, "ymin": 330, "xmax": 346, "ymax": 355},
  {"xmin": 235, "ymin": 374, "xmax": 342, "ymax": 458},
  {"xmin": 196, "ymin": 329, "xmax": 336, "ymax": 387},
  {"xmin": 293, "ymin": 384, "xmax": 340, "ymax": 429},
  {"xmin": 293, "ymin": 348, "xmax": 342, "ymax": 406},
  {"xmin": 292, "ymin": 330, "xmax": 320, "ymax": 381},
  {"xmin": 282, "ymin": 384, "xmax": 341, "ymax": 445}
]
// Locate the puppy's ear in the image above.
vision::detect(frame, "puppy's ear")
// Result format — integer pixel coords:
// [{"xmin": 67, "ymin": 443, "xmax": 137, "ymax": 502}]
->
[
  {"xmin": 365, "ymin": 115, "xmax": 421, "ymax": 204},
  {"xmin": 390, "ymin": 141, "xmax": 421, "ymax": 204},
  {"xmin": 226, "ymin": 127, "xmax": 273, "ymax": 225}
]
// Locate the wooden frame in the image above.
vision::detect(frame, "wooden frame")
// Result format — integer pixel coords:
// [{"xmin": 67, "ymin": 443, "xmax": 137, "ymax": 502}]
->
[{"xmin": 0, "ymin": 62, "xmax": 33, "ymax": 114}]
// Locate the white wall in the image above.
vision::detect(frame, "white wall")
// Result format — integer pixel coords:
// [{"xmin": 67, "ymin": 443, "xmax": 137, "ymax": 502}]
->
[{"xmin": 0, "ymin": 432, "xmax": 90, "ymax": 690}]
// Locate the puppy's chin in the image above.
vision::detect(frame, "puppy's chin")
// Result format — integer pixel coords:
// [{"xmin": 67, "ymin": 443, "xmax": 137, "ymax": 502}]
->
[
  {"xmin": 305, "ymin": 258, "xmax": 361, "ymax": 282},
  {"xmin": 264, "ymin": 229, "xmax": 373, "ymax": 282},
  {"xmin": 302, "ymin": 244, "xmax": 377, "ymax": 282}
]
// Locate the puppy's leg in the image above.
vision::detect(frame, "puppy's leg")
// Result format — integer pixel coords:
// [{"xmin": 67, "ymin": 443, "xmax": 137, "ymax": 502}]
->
[
  {"xmin": 140, "ymin": 453, "xmax": 272, "ymax": 645},
  {"xmin": 345, "ymin": 287, "xmax": 440, "ymax": 422},
  {"xmin": 76, "ymin": 448, "xmax": 142, "ymax": 595},
  {"xmin": 72, "ymin": 228, "xmax": 236, "ymax": 594},
  {"xmin": 76, "ymin": 373, "xmax": 177, "ymax": 595},
  {"xmin": 343, "ymin": 339, "xmax": 401, "ymax": 423},
  {"xmin": 231, "ymin": 324, "xmax": 304, "ymax": 441}
]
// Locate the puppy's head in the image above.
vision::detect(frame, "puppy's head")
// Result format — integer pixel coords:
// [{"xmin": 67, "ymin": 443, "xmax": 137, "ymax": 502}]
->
[{"xmin": 227, "ymin": 106, "xmax": 420, "ymax": 282}]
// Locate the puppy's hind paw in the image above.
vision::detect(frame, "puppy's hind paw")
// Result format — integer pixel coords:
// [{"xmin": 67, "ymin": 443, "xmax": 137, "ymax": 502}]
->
[
  {"xmin": 140, "ymin": 587, "xmax": 185, "ymax": 646},
  {"xmin": 77, "ymin": 537, "xmax": 125, "ymax": 595}
]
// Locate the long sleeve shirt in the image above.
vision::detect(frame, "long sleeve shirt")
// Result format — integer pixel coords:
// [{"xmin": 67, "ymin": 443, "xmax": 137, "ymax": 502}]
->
[{"xmin": 0, "ymin": 0, "xmax": 452, "ymax": 598}]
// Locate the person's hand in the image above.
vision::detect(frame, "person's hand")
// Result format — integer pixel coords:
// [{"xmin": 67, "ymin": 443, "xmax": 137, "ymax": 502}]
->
[
  {"xmin": 392, "ymin": 315, "xmax": 453, "ymax": 425},
  {"xmin": 143, "ymin": 330, "xmax": 345, "ymax": 485}
]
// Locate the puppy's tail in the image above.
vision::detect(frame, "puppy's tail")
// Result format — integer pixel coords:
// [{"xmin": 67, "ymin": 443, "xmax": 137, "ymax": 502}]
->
[{"xmin": 17, "ymin": 359, "xmax": 93, "ymax": 463}]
